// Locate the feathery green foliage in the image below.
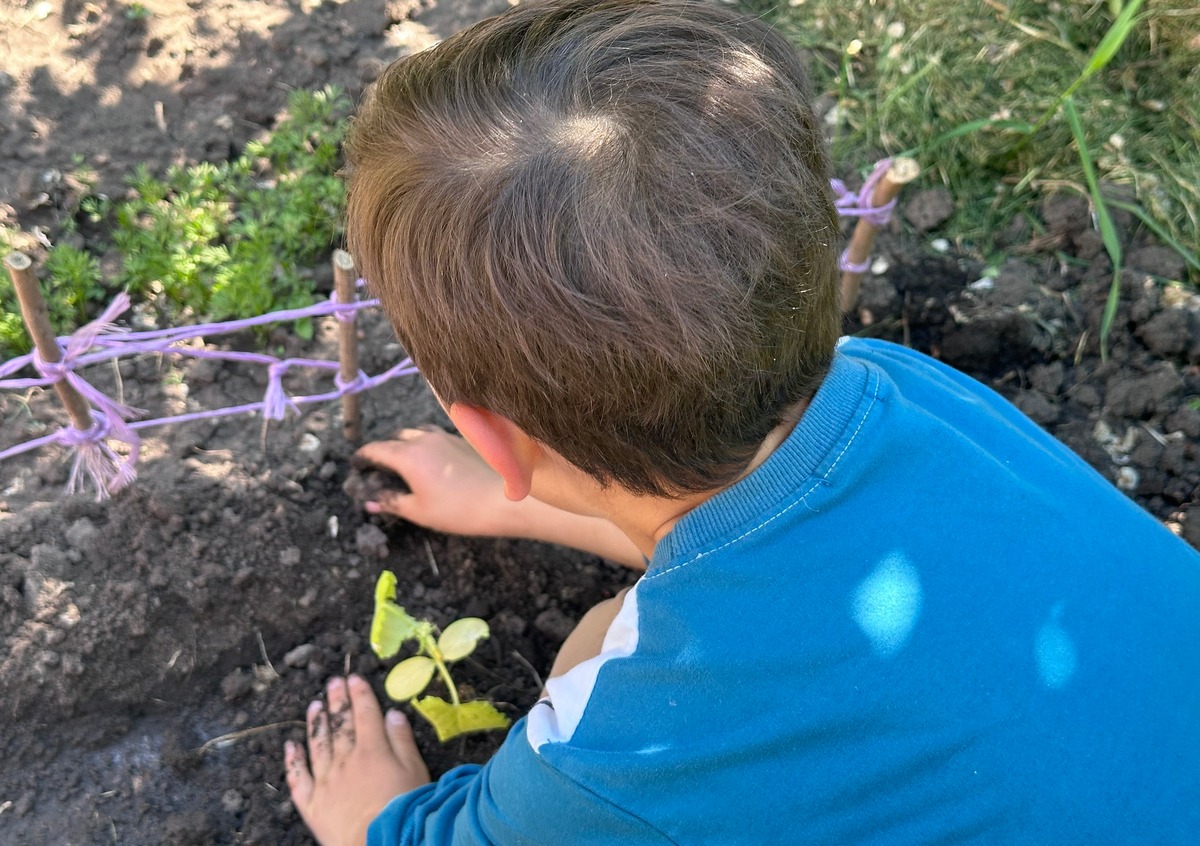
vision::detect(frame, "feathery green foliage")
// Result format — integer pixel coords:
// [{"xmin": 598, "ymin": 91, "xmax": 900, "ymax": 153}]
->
[{"xmin": 0, "ymin": 85, "xmax": 350, "ymax": 356}]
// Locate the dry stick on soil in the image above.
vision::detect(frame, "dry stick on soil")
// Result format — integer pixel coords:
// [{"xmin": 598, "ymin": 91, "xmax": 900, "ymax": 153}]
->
[
  {"xmin": 333, "ymin": 249, "xmax": 362, "ymax": 443},
  {"xmin": 257, "ymin": 631, "xmax": 280, "ymax": 679},
  {"xmin": 5, "ymin": 251, "xmax": 94, "ymax": 430},
  {"xmin": 840, "ymin": 158, "xmax": 921, "ymax": 314},
  {"xmin": 196, "ymin": 720, "xmax": 306, "ymax": 755}
]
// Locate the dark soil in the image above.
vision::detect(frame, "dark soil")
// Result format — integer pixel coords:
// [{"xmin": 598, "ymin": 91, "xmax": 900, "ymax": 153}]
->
[{"xmin": 1, "ymin": 2, "xmax": 1198, "ymax": 844}]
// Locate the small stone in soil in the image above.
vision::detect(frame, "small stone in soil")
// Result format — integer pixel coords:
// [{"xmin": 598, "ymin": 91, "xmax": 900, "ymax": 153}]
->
[
  {"xmin": 356, "ymin": 523, "xmax": 390, "ymax": 559},
  {"xmin": 64, "ymin": 517, "xmax": 100, "ymax": 552},
  {"xmin": 284, "ymin": 643, "xmax": 320, "ymax": 669},
  {"xmin": 13, "ymin": 793, "xmax": 34, "ymax": 817},
  {"xmin": 221, "ymin": 668, "xmax": 254, "ymax": 702},
  {"xmin": 904, "ymin": 187, "xmax": 954, "ymax": 232},
  {"xmin": 534, "ymin": 607, "xmax": 577, "ymax": 643},
  {"xmin": 221, "ymin": 789, "xmax": 245, "ymax": 814},
  {"xmin": 280, "ymin": 546, "xmax": 302, "ymax": 567},
  {"xmin": 61, "ymin": 654, "xmax": 84, "ymax": 677}
]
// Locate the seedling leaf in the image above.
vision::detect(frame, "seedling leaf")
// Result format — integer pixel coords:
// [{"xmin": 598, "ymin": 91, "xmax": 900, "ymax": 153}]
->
[
  {"xmin": 437, "ymin": 617, "xmax": 490, "ymax": 662},
  {"xmin": 412, "ymin": 696, "xmax": 512, "ymax": 742},
  {"xmin": 371, "ymin": 570, "xmax": 422, "ymax": 659},
  {"xmin": 375, "ymin": 569, "xmax": 397, "ymax": 604},
  {"xmin": 385, "ymin": 656, "xmax": 436, "ymax": 701}
]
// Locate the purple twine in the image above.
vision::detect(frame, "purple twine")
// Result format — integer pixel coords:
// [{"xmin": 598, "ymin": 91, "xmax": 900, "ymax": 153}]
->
[
  {"xmin": 831, "ymin": 158, "xmax": 896, "ymax": 228},
  {"xmin": 838, "ymin": 250, "xmax": 873, "ymax": 274},
  {"xmin": 330, "ymin": 289, "xmax": 357, "ymax": 324},
  {"xmin": 0, "ymin": 282, "xmax": 410, "ymax": 499},
  {"xmin": 831, "ymin": 158, "xmax": 896, "ymax": 276},
  {"xmin": 3, "ymin": 159, "xmax": 903, "ymax": 495}
]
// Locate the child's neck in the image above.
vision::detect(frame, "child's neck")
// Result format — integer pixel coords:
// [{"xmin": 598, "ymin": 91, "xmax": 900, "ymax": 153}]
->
[{"xmin": 607, "ymin": 408, "xmax": 804, "ymax": 559}]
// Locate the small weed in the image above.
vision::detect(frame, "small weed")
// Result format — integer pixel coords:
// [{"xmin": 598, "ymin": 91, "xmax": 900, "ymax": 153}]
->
[
  {"xmin": 113, "ymin": 86, "xmax": 349, "ymax": 323},
  {"xmin": 1064, "ymin": 97, "xmax": 1123, "ymax": 360},
  {"xmin": 370, "ymin": 571, "xmax": 511, "ymax": 742},
  {"xmin": 124, "ymin": 3, "xmax": 150, "ymax": 22},
  {"xmin": 0, "ymin": 239, "xmax": 103, "ymax": 354},
  {"xmin": 0, "ymin": 85, "xmax": 351, "ymax": 358}
]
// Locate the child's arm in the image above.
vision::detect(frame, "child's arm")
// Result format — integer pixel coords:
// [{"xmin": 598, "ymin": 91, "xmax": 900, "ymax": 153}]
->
[{"xmin": 355, "ymin": 430, "xmax": 646, "ymax": 570}]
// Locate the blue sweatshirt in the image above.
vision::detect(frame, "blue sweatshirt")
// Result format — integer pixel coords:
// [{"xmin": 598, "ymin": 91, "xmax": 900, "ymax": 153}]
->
[{"xmin": 371, "ymin": 338, "xmax": 1200, "ymax": 845}]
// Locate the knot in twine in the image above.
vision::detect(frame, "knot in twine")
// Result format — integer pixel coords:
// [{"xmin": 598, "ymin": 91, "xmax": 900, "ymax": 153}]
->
[
  {"xmin": 334, "ymin": 369, "xmax": 368, "ymax": 395},
  {"xmin": 838, "ymin": 251, "xmax": 873, "ymax": 274},
  {"xmin": 31, "ymin": 348, "xmax": 71, "ymax": 381},
  {"xmin": 831, "ymin": 158, "xmax": 896, "ymax": 228},
  {"xmin": 57, "ymin": 410, "xmax": 138, "ymax": 500},
  {"xmin": 262, "ymin": 361, "xmax": 298, "ymax": 421},
  {"xmin": 329, "ymin": 290, "xmax": 358, "ymax": 324}
]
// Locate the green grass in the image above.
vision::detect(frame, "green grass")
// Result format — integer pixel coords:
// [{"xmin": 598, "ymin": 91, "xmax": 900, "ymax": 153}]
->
[{"xmin": 745, "ymin": 0, "xmax": 1199, "ymax": 280}]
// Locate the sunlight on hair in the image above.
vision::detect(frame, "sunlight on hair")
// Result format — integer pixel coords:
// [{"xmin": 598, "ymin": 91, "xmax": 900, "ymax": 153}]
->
[
  {"xmin": 551, "ymin": 114, "xmax": 624, "ymax": 161},
  {"xmin": 851, "ymin": 553, "xmax": 923, "ymax": 657},
  {"xmin": 704, "ymin": 48, "xmax": 776, "ymax": 115},
  {"xmin": 723, "ymin": 48, "xmax": 774, "ymax": 86}
]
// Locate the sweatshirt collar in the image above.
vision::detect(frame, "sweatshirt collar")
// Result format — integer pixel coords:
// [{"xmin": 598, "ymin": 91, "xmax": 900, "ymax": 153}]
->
[{"xmin": 650, "ymin": 345, "xmax": 872, "ymax": 569}]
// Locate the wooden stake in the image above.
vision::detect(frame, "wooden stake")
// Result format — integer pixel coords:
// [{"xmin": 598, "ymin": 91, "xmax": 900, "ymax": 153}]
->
[
  {"xmin": 839, "ymin": 157, "xmax": 921, "ymax": 314},
  {"xmin": 332, "ymin": 249, "xmax": 361, "ymax": 443},
  {"xmin": 5, "ymin": 251, "xmax": 94, "ymax": 431}
]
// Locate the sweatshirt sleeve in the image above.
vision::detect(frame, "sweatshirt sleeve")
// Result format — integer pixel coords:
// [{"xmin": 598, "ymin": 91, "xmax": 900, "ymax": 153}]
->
[{"xmin": 366, "ymin": 717, "xmax": 675, "ymax": 846}]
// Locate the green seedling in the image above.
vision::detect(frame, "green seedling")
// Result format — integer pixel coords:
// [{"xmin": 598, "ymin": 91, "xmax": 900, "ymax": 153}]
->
[{"xmin": 370, "ymin": 570, "xmax": 511, "ymax": 742}]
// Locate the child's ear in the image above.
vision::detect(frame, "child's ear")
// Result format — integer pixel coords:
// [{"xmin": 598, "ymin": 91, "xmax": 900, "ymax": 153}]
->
[{"xmin": 445, "ymin": 403, "xmax": 537, "ymax": 502}]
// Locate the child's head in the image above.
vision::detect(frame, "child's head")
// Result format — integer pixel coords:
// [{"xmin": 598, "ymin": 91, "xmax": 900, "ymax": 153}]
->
[{"xmin": 346, "ymin": 0, "xmax": 839, "ymax": 497}]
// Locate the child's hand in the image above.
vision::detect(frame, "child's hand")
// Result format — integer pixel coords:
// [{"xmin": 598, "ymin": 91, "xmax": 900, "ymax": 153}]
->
[
  {"xmin": 285, "ymin": 675, "xmax": 430, "ymax": 846},
  {"xmin": 356, "ymin": 428, "xmax": 645, "ymax": 569},
  {"xmin": 355, "ymin": 428, "xmax": 517, "ymax": 537}
]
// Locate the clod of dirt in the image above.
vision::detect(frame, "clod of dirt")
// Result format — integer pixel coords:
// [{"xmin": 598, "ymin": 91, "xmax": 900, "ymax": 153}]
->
[
  {"xmin": 30, "ymin": 543, "xmax": 69, "ymax": 571},
  {"xmin": 534, "ymin": 607, "xmax": 577, "ymax": 642},
  {"xmin": 64, "ymin": 518, "xmax": 100, "ymax": 552},
  {"xmin": 220, "ymin": 668, "xmax": 254, "ymax": 703},
  {"xmin": 163, "ymin": 810, "xmax": 220, "ymax": 846},
  {"xmin": 1014, "ymin": 390, "xmax": 1060, "ymax": 426},
  {"xmin": 903, "ymin": 187, "xmax": 954, "ymax": 232},
  {"xmin": 857, "ymin": 275, "xmax": 901, "ymax": 326},
  {"xmin": 1104, "ymin": 364, "xmax": 1185, "ymax": 419},
  {"xmin": 1137, "ymin": 309, "xmax": 1194, "ymax": 360},
  {"xmin": 1042, "ymin": 193, "xmax": 1090, "ymax": 236},
  {"xmin": 1184, "ymin": 507, "xmax": 1200, "ymax": 548},
  {"xmin": 1129, "ymin": 245, "xmax": 1187, "ymax": 281},
  {"xmin": 221, "ymin": 789, "xmax": 246, "ymax": 815},
  {"xmin": 356, "ymin": 523, "xmax": 390, "ymax": 559},
  {"xmin": 1028, "ymin": 361, "xmax": 1066, "ymax": 396}
]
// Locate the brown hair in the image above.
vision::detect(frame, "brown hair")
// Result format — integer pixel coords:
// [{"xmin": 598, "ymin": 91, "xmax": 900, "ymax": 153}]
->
[{"xmin": 345, "ymin": 0, "xmax": 840, "ymax": 496}]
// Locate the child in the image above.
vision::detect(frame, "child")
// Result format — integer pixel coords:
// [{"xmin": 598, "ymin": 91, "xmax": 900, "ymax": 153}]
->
[{"xmin": 283, "ymin": 1, "xmax": 1200, "ymax": 843}]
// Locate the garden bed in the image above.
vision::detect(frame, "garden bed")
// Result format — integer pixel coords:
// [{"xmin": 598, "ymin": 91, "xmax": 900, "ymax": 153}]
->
[{"xmin": 1, "ymin": 1, "xmax": 1197, "ymax": 843}]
